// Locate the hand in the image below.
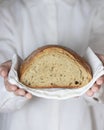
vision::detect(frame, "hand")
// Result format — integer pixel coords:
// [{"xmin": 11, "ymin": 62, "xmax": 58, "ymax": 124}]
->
[
  {"xmin": 0, "ymin": 60, "xmax": 32, "ymax": 99},
  {"xmin": 86, "ymin": 53, "xmax": 104, "ymax": 97}
]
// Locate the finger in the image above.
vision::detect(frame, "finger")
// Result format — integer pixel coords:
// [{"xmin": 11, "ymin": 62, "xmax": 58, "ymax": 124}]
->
[
  {"xmin": 96, "ymin": 76, "xmax": 104, "ymax": 85},
  {"xmin": 0, "ymin": 66, "xmax": 9, "ymax": 77},
  {"xmin": 86, "ymin": 89, "xmax": 94, "ymax": 97},
  {"xmin": 25, "ymin": 93, "xmax": 32, "ymax": 99},
  {"xmin": 97, "ymin": 54, "xmax": 104, "ymax": 64},
  {"xmin": 0, "ymin": 61, "xmax": 12, "ymax": 77},
  {"xmin": 86, "ymin": 83, "xmax": 100, "ymax": 96},
  {"xmin": 0, "ymin": 60, "xmax": 12, "ymax": 68},
  {"xmin": 14, "ymin": 89, "xmax": 26, "ymax": 96},
  {"xmin": 4, "ymin": 77, "xmax": 18, "ymax": 91},
  {"xmin": 14, "ymin": 89, "xmax": 32, "ymax": 99},
  {"xmin": 91, "ymin": 84, "xmax": 101, "ymax": 93}
]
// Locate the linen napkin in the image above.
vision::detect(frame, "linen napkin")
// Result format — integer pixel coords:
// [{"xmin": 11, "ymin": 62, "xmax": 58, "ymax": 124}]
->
[{"xmin": 8, "ymin": 47, "xmax": 104, "ymax": 100}]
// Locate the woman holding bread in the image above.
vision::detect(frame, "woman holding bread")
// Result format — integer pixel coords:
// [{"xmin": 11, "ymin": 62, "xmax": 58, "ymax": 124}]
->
[{"xmin": 0, "ymin": 0, "xmax": 104, "ymax": 130}]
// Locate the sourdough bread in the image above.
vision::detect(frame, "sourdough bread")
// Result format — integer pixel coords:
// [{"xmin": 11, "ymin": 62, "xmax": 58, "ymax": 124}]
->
[{"xmin": 19, "ymin": 45, "xmax": 92, "ymax": 88}]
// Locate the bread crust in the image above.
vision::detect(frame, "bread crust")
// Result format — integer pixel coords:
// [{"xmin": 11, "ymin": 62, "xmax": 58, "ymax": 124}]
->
[{"xmin": 19, "ymin": 45, "xmax": 92, "ymax": 88}]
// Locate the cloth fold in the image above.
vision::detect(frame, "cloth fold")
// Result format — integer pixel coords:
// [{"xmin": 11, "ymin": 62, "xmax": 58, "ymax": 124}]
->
[{"xmin": 8, "ymin": 47, "xmax": 104, "ymax": 100}]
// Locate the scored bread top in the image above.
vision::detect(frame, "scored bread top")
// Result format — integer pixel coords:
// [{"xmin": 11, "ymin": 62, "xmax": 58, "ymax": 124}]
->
[{"xmin": 19, "ymin": 45, "xmax": 92, "ymax": 89}]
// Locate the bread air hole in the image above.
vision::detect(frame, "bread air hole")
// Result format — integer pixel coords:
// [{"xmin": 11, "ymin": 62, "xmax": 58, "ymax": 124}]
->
[
  {"xmin": 31, "ymin": 76, "xmax": 34, "ymax": 79},
  {"xmin": 28, "ymin": 82, "xmax": 31, "ymax": 85},
  {"xmin": 75, "ymin": 81, "xmax": 79, "ymax": 85},
  {"xmin": 69, "ymin": 83, "xmax": 72, "ymax": 86},
  {"xmin": 51, "ymin": 83, "xmax": 54, "ymax": 85}
]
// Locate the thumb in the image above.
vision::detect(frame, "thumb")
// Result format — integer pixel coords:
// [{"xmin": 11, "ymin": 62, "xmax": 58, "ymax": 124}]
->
[{"xmin": 0, "ymin": 60, "xmax": 12, "ymax": 78}]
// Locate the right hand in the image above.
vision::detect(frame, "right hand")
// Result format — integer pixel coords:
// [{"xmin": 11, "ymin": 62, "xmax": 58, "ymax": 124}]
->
[{"xmin": 0, "ymin": 60, "xmax": 32, "ymax": 99}]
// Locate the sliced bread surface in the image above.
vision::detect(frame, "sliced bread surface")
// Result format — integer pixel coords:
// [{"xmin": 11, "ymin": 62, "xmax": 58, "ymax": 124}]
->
[{"xmin": 19, "ymin": 45, "xmax": 92, "ymax": 88}]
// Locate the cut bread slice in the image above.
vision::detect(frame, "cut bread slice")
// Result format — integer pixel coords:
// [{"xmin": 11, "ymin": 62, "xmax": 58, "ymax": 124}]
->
[{"xmin": 19, "ymin": 45, "xmax": 92, "ymax": 88}]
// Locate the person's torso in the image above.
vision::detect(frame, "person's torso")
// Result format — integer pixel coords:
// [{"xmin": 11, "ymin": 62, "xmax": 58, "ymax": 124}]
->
[
  {"xmin": 9, "ymin": 0, "xmax": 94, "ymax": 58},
  {"xmin": 0, "ymin": 1, "xmax": 102, "ymax": 130}
]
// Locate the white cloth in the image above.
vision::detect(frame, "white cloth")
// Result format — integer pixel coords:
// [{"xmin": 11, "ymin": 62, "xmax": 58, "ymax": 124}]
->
[
  {"xmin": 8, "ymin": 48, "xmax": 104, "ymax": 100},
  {"xmin": 0, "ymin": 0, "xmax": 104, "ymax": 130}
]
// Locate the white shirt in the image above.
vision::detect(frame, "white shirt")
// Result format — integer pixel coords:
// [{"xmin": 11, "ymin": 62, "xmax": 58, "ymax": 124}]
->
[{"xmin": 0, "ymin": 0, "xmax": 104, "ymax": 130}]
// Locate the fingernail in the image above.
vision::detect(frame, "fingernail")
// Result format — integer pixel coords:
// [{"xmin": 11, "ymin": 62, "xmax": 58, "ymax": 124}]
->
[
  {"xmin": 26, "ymin": 94, "xmax": 32, "ymax": 99},
  {"xmin": 1, "ymin": 71, "xmax": 6, "ymax": 77},
  {"xmin": 11, "ymin": 86, "xmax": 17, "ymax": 91},
  {"xmin": 87, "ymin": 91, "xmax": 94, "ymax": 97},
  {"xmin": 97, "ymin": 80, "xmax": 103, "ymax": 85},
  {"xmin": 19, "ymin": 91, "xmax": 25, "ymax": 95}
]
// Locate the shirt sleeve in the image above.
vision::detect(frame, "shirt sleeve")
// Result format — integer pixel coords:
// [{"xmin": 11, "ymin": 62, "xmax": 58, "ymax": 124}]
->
[
  {"xmin": 89, "ymin": 1, "xmax": 104, "ymax": 54},
  {"xmin": 82, "ymin": 85, "xmax": 104, "ymax": 105},
  {"xmin": 0, "ymin": 4, "xmax": 28, "ymax": 113},
  {"xmin": 84, "ymin": 1, "xmax": 104, "ymax": 105}
]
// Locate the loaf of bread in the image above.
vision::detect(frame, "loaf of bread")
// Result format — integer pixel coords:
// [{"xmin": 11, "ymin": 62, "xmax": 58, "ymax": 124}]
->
[{"xmin": 19, "ymin": 45, "xmax": 92, "ymax": 89}]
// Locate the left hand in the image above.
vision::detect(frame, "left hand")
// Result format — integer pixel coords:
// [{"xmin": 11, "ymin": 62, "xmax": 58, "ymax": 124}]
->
[
  {"xmin": 0, "ymin": 60, "xmax": 33, "ymax": 99},
  {"xmin": 86, "ymin": 53, "xmax": 104, "ymax": 97}
]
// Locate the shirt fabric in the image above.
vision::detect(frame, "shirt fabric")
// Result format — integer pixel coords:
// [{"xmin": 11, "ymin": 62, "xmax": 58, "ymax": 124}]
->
[{"xmin": 0, "ymin": 0, "xmax": 104, "ymax": 130}]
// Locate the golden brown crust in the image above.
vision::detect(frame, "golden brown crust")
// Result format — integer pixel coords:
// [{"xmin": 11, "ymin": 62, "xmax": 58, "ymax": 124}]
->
[
  {"xmin": 19, "ymin": 45, "xmax": 92, "ymax": 88},
  {"xmin": 23, "ymin": 85, "xmax": 85, "ymax": 89},
  {"xmin": 20, "ymin": 45, "xmax": 92, "ymax": 77}
]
